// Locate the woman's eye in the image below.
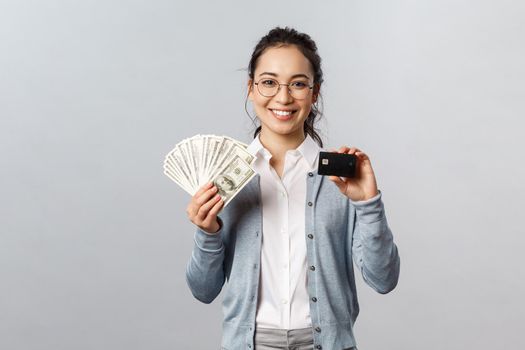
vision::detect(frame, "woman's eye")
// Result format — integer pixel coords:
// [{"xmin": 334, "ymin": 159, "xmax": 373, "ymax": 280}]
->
[
  {"xmin": 291, "ymin": 81, "xmax": 307, "ymax": 88},
  {"xmin": 261, "ymin": 80, "xmax": 276, "ymax": 86}
]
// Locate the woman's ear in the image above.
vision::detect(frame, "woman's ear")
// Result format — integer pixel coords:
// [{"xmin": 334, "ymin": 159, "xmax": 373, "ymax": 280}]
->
[
  {"xmin": 247, "ymin": 79, "xmax": 254, "ymax": 101},
  {"xmin": 312, "ymin": 83, "xmax": 320, "ymax": 104}
]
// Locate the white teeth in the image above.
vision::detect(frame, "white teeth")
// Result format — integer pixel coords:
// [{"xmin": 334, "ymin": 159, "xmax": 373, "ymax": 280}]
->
[{"xmin": 272, "ymin": 109, "xmax": 293, "ymax": 116}]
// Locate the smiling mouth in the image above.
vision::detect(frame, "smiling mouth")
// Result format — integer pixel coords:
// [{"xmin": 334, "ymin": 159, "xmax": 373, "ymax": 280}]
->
[{"xmin": 269, "ymin": 108, "xmax": 297, "ymax": 120}]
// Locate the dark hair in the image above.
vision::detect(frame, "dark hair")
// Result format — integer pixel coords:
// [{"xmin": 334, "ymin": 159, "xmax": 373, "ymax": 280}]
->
[{"xmin": 245, "ymin": 26, "xmax": 324, "ymax": 147}]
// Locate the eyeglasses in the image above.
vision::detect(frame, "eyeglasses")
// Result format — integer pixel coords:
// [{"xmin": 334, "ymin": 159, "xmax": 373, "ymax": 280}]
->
[{"xmin": 254, "ymin": 78, "xmax": 314, "ymax": 100}]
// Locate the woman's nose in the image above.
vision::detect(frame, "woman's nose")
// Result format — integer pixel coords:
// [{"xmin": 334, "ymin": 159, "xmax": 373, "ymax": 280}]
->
[{"xmin": 275, "ymin": 85, "xmax": 294, "ymax": 103}]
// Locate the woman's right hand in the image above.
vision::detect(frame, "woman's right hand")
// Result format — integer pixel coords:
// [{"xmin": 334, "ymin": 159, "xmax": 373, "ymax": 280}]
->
[{"xmin": 186, "ymin": 182, "xmax": 224, "ymax": 234}]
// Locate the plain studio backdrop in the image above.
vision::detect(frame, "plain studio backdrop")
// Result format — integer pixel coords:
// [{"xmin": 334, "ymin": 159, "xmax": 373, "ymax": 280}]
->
[{"xmin": 1, "ymin": 0, "xmax": 524, "ymax": 349}]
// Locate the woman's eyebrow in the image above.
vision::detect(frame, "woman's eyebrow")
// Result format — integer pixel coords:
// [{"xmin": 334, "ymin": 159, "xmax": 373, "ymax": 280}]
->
[{"xmin": 258, "ymin": 72, "xmax": 310, "ymax": 80}]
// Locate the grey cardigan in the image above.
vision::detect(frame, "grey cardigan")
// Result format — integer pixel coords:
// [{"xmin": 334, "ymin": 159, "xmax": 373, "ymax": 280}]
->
[{"xmin": 186, "ymin": 171, "xmax": 400, "ymax": 350}]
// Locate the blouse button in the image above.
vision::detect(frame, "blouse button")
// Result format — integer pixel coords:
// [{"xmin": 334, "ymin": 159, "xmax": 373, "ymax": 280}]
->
[
  {"xmin": 309, "ymin": 265, "xmax": 316, "ymax": 271},
  {"xmin": 315, "ymin": 326, "xmax": 321, "ymax": 333},
  {"xmin": 308, "ymin": 172, "xmax": 314, "ymax": 177},
  {"xmin": 307, "ymin": 234, "xmax": 313, "ymax": 239},
  {"xmin": 311, "ymin": 297, "xmax": 317, "ymax": 302},
  {"xmin": 308, "ymin": 202, "xmax": 313, "ymax": 207}
]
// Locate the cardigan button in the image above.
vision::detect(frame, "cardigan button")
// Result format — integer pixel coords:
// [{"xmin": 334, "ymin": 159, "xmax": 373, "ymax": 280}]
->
[
  {"xmin": 315, "ymin": 345, "xmax": 322, "ymax": 349},
  {"xmin": 307, "ymin": 234, "xmax": 313, "ymax": 239},
  {"xmin": 308, "ymin": 201, "xmax": 313, "ymax": 207},
  {"xmin": 309, "ymin": 265, "xmax": 316, "ymax": 271},
  {"xmin": 308, "ymin": 172, "xmax": 314, "ymax": 177},
  {"xmin": 311, "ymin": 297, "xmax": 317, "ymax": 302},
  {"xmin": 315, "ymin": 326, "xmax": 321, "ymax": 332}
]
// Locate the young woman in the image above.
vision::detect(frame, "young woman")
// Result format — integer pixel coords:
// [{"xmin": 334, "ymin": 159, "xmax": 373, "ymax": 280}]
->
[{"xmin": 185, "ymin": 27, "xmax": 400, "ymax": 350}]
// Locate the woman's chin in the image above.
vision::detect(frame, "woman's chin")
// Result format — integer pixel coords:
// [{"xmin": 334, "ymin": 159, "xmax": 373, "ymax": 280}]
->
[{"xmin": 265, "ymin": 125, "xmax": 303, "ymax": 138}]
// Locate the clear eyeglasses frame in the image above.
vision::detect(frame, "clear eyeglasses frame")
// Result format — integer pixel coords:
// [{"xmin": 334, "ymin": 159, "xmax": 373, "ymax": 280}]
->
[{"xmin": 254, "ymin": 78, "xmax": 314, "ymax": 100}]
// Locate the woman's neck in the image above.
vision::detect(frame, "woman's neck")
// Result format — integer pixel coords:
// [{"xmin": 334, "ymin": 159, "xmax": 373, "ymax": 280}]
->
[{"xmin": 259, "ymin": 129, "xmax": 306, "ymax": 163}]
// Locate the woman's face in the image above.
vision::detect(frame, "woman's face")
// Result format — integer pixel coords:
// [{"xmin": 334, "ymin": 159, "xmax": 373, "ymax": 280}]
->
[{"xmin": 248, "ymin": 45, "xmax": 318, "ymax": 140}]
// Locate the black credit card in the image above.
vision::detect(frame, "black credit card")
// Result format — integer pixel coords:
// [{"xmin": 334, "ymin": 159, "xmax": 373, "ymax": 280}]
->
[{"xmin": 317, "ymin": 151, "xmax": 357, "ymax": 178}]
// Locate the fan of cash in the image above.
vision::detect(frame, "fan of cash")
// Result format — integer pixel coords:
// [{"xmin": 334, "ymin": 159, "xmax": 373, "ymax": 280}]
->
[{"xmin": 163, "ymin": 134, "xmax": 257, "ymax": 207}]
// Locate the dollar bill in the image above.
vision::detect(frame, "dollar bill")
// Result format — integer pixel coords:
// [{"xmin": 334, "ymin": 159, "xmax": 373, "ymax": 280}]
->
[
  {"xmin": 207, "ymin": 140, "xmax": 255, "ymax": 183},
  {"xmin": 163, "ymin": 134, "xmax": 257, "ymax": 207},
  {"xmin": 165, "ymin": 147, "xmax": 194, "ymax": 193},
  {"xmin": 212, "ymin": 154, "xmax": 256, "ymax": 207}
]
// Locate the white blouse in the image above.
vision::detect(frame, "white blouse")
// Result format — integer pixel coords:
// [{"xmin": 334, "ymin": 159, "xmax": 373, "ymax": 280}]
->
[{"xmin": 246, "ymin": 134, "xmax": 320, "ymax": 330}]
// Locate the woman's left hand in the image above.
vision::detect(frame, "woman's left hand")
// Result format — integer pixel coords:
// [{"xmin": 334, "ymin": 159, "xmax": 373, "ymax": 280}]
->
[{"xmin": 328, "ymin": 146, "xmax": 379, "ymax": 202}]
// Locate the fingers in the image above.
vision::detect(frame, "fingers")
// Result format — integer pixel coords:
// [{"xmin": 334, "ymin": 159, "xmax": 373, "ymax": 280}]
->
[
  {"xmin": 198, "ymin": 197, "xmax": 225, "ymax": 233},
  {"xmin": 330, "ymin": 146, "xmax": 371, "ymax": 171},
  {"xmin": 186, "ymin": 183, "xmax": 217, "ymax": 218},
  {"xmin": 196, "ymin": 193, "xmax": 222, "ymax": 221},
  {"xmin": 186, "ymin": 181, "xmax": 225, "ymax": 232},
  {"xmin": 332, "ymin": 146, "xmax": 368, "ymax": 160},
  {"xmin": 332, "ymin": 146, "xmax": 360, "ymax": 154},
  {"xmin": 339, "ymin": 146, "xmax": 361, "ymax": 154},
  {"xmin": 195, "ymin": 185, "xmax": 219, "ymax": 208},
  {"xmin": 329, "ymin": 175, "xmax": 344, "ymax": 185},
  {"xmin": 329, "ymin": 175, "xmax": 351, "ymax": 196},
  {"xmin": 204, "ymin": 196, "xmax": 224, "ymax": 223},
  {"xmin": 337, "ymin": 146, "xmax": 351, "ymax": 153},
  {"xmin": 355, "ymin": 150, "xmax": 370, "ymax": 161},
  {"xmin": 194, "ymin": 182, "xmax": 214, "ymax": 198},
  {"xmin": 188, "ymin": 183, "xmax": 215, "ymax": 211}
]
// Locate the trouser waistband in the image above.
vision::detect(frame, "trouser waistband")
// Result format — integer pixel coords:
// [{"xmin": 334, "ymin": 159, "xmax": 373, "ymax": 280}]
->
[{"xmin": 254, "ymin": 327, "xmax": 313, "ymax": 347}]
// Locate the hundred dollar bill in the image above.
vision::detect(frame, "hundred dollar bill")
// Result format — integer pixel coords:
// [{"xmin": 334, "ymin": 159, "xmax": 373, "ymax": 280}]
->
[
  {"xmin": 203, "ymin": 135, "xmax": 221, "ymax": 181},
  {"xmin": 212, "ymin": 154, "xmax": 256, "ymax": 207},
  {"xmin": 207, "ymin": 140, "xmax": 255, "ymax": 184},
  {"xmin": 200, "ymin": 135, "xmax": 209, "ymax": 185},
  {"xmin": 224, "ymin": 136, "xmax": 255, "ymax": 165},
  {"xmin": 163, "ymin": 167, "xmax": 193, "ymax": 195},
  {"xmin": 206, "ymin": 137, "xmax": 233, "ymax": 183},
  {"xmin": 163, "ymin": 134, "xmax": 257, "ymax": 204},
  {"xmin": 165, "ymin": 147, "xmax": 194, "ymax": 193},
  {"xmin": 178, "ymin": 141, "xmax": 197, "ymax": 190},
  {"xmin": 235, "ymin": 140, "xmax": 248, "ymax": 148},
  {"xmin": 189, "ymin": 135, "xmax": 203, "ymax": 187}
]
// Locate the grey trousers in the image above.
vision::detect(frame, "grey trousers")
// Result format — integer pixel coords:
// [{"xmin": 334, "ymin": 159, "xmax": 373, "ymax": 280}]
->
[
  {"xmin": 254, "ymin": 327, "xmax": 314, "ymax": 350},
  {"xmin": 253, "ymin": 327, "xmax": 357, "ymax": 350}
]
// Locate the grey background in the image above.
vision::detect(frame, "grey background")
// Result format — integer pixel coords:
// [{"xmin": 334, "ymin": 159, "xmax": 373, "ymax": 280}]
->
[{"xmin": 1, "ymin": 0, "xmax": 524, "ymax": 349}]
